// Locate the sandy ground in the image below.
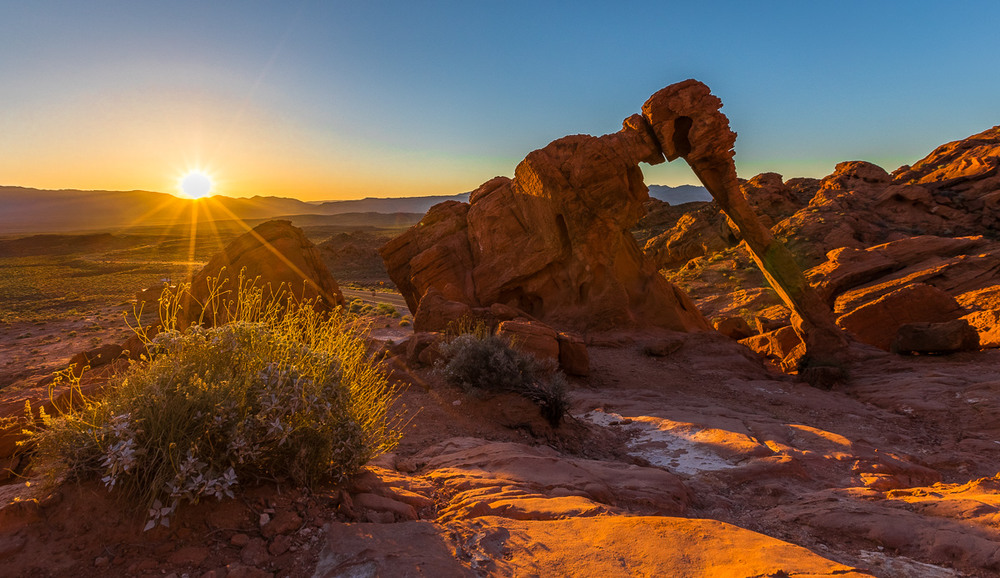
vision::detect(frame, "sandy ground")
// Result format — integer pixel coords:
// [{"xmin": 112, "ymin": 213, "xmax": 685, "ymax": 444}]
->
[
  {"xmin": 2, "ymin": 325, "xmax": 1000, "ymax": 576},
  {"xmin": 0, "ymin": 304, "xmax": 137, "ymax": 392}
]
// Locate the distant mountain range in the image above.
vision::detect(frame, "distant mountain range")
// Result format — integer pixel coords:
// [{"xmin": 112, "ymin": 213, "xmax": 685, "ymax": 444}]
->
[
  {"xmin": 0, "ymin": 187, "xmax": 462, "ymax": 234},
  {"xmin": 647, "ymin": 184, "xmax": 712, "ymax": 204},
  {"xmin": 0, "ymin": 184, "xmax": 709, "ymax": 235}
]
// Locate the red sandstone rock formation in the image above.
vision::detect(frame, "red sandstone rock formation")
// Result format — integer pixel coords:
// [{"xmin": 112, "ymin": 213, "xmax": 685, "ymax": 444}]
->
[
  {"xmin": 806, "ymin": 236, "xmax": 991, "ymax": 305},
  {"xmin": 798, "ymin": 234, "xmax": 1000, "ymax": 351},
  {"xmin": 738, "ymin": 172, "xmax": 812, "ymax": 230},
  {"xmin": 381, "ymin": 117, "xmax": 710, "ymax": 334},
  {"xmin": 835, "ymin": 283, "xmax": 965, "ymax": 351},
  {"xmin": 383, "ymin": 80, "xmax": 849, "ymax": 380},
  {"xmin": 642, "ymin": 202, "xmax": 735, "ymax": 269},
  {"xmin": 768, "ymin": 128, "xmax": 1000, "ymax": 268},
  {"xmin": 713, "ymin": 316, "xmax": 755, "ymax": 340},
  {"xmin": 657, "ymin": 123, "xmax": 1000, "ymax": 357},
  {"xmin": 891, "ymin": 319, "xmax": 980, "ymax": 354},
  {"xmin": 894, "ymin": 125, "xmax": 1000, "ymax": 230},
  {"xmin": 640, "ymin": 175, "xmax": 817, "ymax": 272},
  {"xmin": 180, "ymin": 220, "xmax": 345, "ymax": 327}
]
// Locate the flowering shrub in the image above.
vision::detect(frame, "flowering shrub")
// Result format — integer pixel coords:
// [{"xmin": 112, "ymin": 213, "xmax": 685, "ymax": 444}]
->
[{"xmin": 31, "ymin": 282, "xmax": 400, "ymax": 529}]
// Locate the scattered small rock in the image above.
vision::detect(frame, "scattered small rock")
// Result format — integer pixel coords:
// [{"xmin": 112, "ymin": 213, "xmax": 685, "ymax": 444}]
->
[
  {"xmin": 268, "ymin": 534, "xmax": 292, "ymax": 556},
  {"xmin": 240, "ymin": 537, "xmax": 269, "ymax": 567},
  {"xmin": 261, "ymin": 510, "xmax": 302, "ymax": 538}
]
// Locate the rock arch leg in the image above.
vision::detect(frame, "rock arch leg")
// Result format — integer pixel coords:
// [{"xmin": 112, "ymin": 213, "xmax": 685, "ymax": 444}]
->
[{"xmin": 642, "ymin": 80, "xmax": 850, "ymax": 384}]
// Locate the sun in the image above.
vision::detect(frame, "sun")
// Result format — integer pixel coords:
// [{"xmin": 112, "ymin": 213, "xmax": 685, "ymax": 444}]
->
[{"xmin": 179, "ymin": 170, "xmax": 214, "ymax": 199}]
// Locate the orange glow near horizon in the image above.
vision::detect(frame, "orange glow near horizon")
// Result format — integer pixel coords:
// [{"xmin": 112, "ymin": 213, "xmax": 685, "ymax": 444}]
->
[
  {"xmin": 108, "ymin": 189, "xmax": 315, "ymax": 293},
  {"xmin": 0, "ymin": 84, "xmax": 507, "ymax": 202}
]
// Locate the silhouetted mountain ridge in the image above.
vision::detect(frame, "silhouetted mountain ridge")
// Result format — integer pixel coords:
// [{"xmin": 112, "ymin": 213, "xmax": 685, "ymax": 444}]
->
[{"xmin": 0, "ymin": 184, "xmax": 708, "ymax": 234}]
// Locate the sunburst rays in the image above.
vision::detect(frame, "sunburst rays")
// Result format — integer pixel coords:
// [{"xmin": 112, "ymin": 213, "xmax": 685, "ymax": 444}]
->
[{"xmin": 104, "ymin": 183, "xmax": 330, "ymax": 304}]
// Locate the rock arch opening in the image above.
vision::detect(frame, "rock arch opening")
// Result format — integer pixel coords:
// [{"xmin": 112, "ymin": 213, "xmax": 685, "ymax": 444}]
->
[{"xmin": 671, "ymin": 116, "xmax": 693, "ymax": 160}]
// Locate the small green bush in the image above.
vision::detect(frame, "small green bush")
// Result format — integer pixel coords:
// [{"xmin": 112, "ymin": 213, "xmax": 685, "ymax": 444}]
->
[
  {"xmin": 30, "ymin": 280, "xmax": 401, "ymax": 530},
  {"xmin": 347, "ymin": 298, "xmax": 374, "ymax": 316},
  {"xmin": 437, "ymin": 331, "xmax": 569, "ymax": 427},
  {"xmin": 375, "ymin": 303, "xmax": 401, "ymax": 318}
]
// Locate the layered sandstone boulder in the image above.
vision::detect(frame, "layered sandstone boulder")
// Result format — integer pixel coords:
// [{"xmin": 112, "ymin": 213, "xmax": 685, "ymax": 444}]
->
[
  {"xmin": 740, "ymin": 325, "xmax": 801, "ymax": 366},
  {"xmin": 835, "ymin": 283, "xmax": 965, "ymax": 351},
  {"xmin": 713, "ymin": 316, "xmax": 755, "ymax": 340},
  {"xmin": 180, "ymin": 220, "xmax": 345, "ymax": 327},
  {"xmin": 642, "ymin": 203, "xmax": 734, "ymax": 269},
  {"xmin": 381, "ymin": 117, "xmax": 710, "ymax": 334},
  {"xmin": 802, "ymin": 234, "xmax": 1000, "ymax": 350},
  {"xmin": 806, "ymin": 236, "xmax": 991, "ymax": 305},
  {"xmin": 891, "ymin": 319, "xmax": 980, "ymax": 355},
  {"xmin": 497, "ymin": 320, "xmax": 560, "ymax": 363}
]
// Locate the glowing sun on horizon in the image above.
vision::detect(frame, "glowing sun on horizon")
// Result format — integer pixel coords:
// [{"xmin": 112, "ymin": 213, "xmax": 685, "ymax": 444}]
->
[{"xmin": 179, "ymin": 170, "xmax": 214, "ymax": 199}]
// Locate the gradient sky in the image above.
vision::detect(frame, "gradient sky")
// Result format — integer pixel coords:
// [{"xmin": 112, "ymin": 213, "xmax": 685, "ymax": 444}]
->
[{"xmin": 2, "ymin": 1, "xmax": 998, "ymax": 201}]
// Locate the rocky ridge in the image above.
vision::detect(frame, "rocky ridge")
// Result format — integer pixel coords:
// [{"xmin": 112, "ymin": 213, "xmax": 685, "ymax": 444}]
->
[{"xmin": 657, "ymin": 126, "xmax": 1000, "ymax": 366}]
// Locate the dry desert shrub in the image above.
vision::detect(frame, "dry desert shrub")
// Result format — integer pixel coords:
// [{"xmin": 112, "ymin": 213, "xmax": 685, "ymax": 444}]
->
[
  {"xmin": 27, "ymin": 278, "xmax": 401, "ymax": 530},
  {"xmin": 436, "ymin": 324, "xmax": 569, "ymax": 427}
]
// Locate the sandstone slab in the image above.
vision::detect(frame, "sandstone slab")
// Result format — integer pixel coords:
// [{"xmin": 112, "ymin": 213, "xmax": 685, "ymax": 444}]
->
[
  {"xmin": 450, "ymin": 516, "xmax": 870, "ymax": 577},
  {"xmin": 497, "ymin": 320, "xmax": 559, "ymax": 363},
  {"xmin": 836, "ymin": 283, "xmax": 964, "ymax": 350},
  {"xmin": 891, "ymin": 319, "xmax": 980, "ymax": 355},
  {"xmin": 415, "ymin": 438, "xmax": 689, "ymax": 518}
]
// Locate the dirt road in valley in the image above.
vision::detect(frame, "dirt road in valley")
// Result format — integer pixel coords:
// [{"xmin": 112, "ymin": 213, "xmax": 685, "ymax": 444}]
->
[{"xmin": 341, "ymin": 288, "xmax": 410, "ymax": 315}]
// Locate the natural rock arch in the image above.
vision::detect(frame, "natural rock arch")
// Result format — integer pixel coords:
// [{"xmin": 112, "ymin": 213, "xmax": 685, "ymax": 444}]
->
[{"xmin": 381, "ymin": 79, "xmax": 848, "ymax": 375}]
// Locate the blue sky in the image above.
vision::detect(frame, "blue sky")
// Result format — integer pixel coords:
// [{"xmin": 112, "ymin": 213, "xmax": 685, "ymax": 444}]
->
[{"xmin": 2, "ymin": 1, "xmax": 998, "ymax": 200}]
